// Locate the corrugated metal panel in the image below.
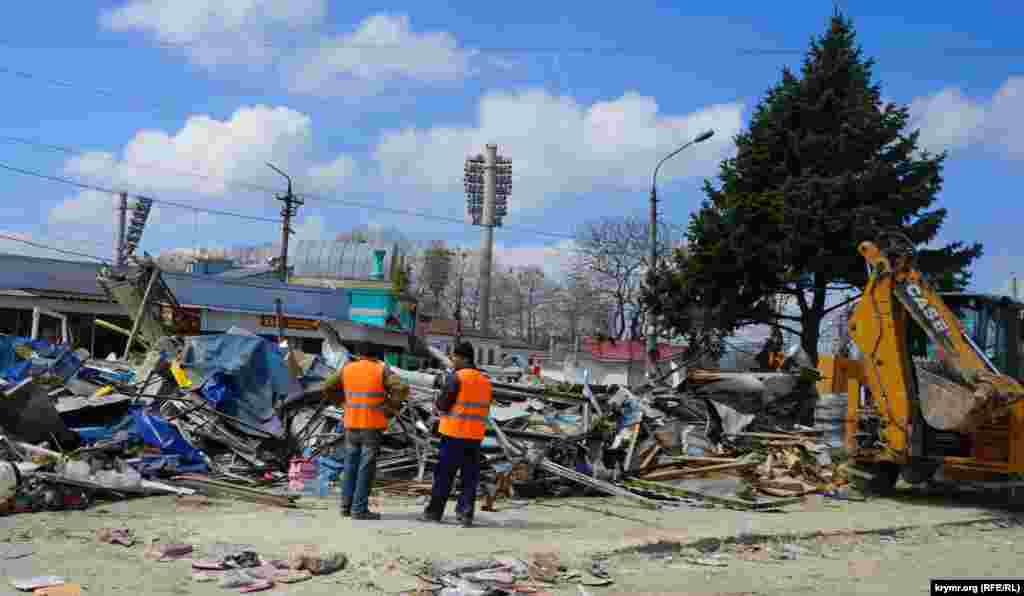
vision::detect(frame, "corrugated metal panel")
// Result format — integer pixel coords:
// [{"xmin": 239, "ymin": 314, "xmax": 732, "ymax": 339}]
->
[
  {"xmin": 0, "ymin": 253, "xmax": 105, "ymax": 296},
  {"xmin": 0, "ymin": 253, "xmax": 348, "ymax": 320},
  {"xmin": 215, "ymin": 266, "xmax": 279, "ymax": 279},
  {"xmin": 162, "ymin": 272, "xmax": 349, "ymax": 320}
]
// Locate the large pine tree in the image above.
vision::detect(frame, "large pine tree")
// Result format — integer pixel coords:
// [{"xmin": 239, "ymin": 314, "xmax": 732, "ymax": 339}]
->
[{"xmin": 645, "ymin": 12, "xmax": 982, "ymax": 365}]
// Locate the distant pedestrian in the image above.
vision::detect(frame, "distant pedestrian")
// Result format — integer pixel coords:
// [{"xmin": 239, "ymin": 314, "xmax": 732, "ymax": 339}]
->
[
  {"xmin": 323, "ymin": 346, "xmax": 406, "ymax": 520},
  {"xmin": 420, "ymin": 341, "xmax": 493, "ymax": 527}
]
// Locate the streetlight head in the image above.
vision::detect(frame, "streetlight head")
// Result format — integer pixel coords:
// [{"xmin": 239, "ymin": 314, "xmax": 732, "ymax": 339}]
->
[{"xmin": 694, "ymin": 130, "xmax": 715, "ymax": 143}]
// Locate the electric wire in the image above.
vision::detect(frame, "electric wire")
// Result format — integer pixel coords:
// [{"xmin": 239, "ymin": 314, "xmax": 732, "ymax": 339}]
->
[
  {"xmin": 4, "ymin": 38, "xmax": 1022, "ymax": 57},
  {"xmin": 0, "ymin": 161, "xmax": 282, "ymax": 224},
  {"xmin": 0, "ymin": 231, "xmax": 368, "ymax": 296},
  {"xmin": 0, "ymin": 135, "xmax": 579, "ymax": 241},
  {"xmin": 0, "ymin": 233, "xmax": 111, "ymax": 263}
]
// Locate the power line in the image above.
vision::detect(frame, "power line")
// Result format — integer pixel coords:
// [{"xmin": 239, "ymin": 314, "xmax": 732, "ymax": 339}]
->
[
  {"xmin": 0, "ymin": 231, "xmax": 367, "ymax": 296},
  {"xmin": 0, "ymin": 161, "xmax": 282, "ymax": 223},
  {"xmin": 4, "ymin": 38, "xmax": 1024, "ymax": 57},
  {"xmin": 0, "ymin": 232, "xmax": 112, "ymax": 263},
  {"xmin": 0, "ymin": 135, "xmax": 579, "ymax": 240}
]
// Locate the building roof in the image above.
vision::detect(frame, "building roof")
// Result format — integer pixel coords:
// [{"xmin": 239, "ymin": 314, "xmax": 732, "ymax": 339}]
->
[
  {"xmin": 0, "ymin": 253, "xmax": 348, "ymax": 320},
  {"xmin": 0, "ymin": 253, "xmax": 106, "ymax": 297},
  {"xmin": 580, "ymin": 337, "xmax": 687, "ymax": 363},
  {"xmin": 163, "ymin": 272, "xmax": 349, "ymax": 320},
  {"xmin": 215, "ymin": 265, "xmax": 280, "ymax": 279}
]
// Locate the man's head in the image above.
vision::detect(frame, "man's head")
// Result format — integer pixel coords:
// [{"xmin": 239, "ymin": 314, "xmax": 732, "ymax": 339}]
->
[
  {"xmin": 452, "ymin": 342, "xmax": 475, "ymax": 368},
  {"xmin": 358, "ymin": 343, "xmax": 383, "ymax": 360}
]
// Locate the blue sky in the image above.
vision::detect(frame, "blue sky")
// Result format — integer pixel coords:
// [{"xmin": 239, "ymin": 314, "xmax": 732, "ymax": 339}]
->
[{"xmin": 0, "ymin": 1, "xmax": 1022, "ymax": 293}]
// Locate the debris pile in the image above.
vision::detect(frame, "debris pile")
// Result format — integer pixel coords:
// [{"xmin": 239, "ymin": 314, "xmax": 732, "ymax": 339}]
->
[
  {"xmin": 0, "ymin": 323, "xmax": 848, "ymax": 514},
  {"xmin": 0, "ymin": 263, "xmax": 849, "ymax": 516}
]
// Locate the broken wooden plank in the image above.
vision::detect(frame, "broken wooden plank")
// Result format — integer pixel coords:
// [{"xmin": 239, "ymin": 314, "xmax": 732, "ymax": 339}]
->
[
  {"xmin": 625, "ymin": 478, "xmax": 804, "ymax": 511},
  {"xmin": 728, "ymin": 431, "xmax": 825, "ymax": 440},
  {"xmin": 639, "ymin": 444, "xmax": 661, "ymax": 471},
  {"xmin": 169, "ymin": 475, "xmax": 296, "ymax": 508},
  {"xmin": 639, "ymin": 457, "xmax": 759, "ymax": 482}
]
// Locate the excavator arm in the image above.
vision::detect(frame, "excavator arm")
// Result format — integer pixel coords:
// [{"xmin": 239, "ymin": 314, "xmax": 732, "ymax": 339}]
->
[{"xmin": 848, "ymin": 240, "xmax": 1024, "ymax": 457}]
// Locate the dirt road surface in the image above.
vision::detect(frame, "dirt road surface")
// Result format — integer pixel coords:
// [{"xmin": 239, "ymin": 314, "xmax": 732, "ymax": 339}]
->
[{"xmin": 0, "ymin": 487, "xmax": 1019, "ymax": 595}]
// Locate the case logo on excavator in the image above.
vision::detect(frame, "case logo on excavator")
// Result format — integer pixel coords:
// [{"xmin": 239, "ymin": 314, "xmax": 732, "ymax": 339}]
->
[{"xmin": 904, "ymin": 283, "xmax": 952, "ymax": 337}]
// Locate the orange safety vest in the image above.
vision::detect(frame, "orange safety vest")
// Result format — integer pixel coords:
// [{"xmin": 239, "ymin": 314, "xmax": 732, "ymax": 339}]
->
[
  {"xmin": 342, "ymin": 359, "xmax": 389, "ymax": 430},
  {"xmin": 439, "ymin": 368, "xmax": 493, "ymax": 441}
]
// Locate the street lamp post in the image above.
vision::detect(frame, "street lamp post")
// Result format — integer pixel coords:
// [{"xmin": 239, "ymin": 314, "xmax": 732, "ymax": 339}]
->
[{"xmin": 646, "ymin": 129, "xmax": 715, "ymax": 378}]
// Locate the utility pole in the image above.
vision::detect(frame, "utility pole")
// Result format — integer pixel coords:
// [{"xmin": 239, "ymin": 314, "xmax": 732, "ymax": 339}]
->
[
  {"xmin": 275, "ymin": 298, "xmax": 284, "ymax": 345},
  {"xmin": 267, "ymin": 163, "xmax": 302, "ymax": 283},
  {"xmin": 455, "ymin": 249, "xmax": 465, "ymax": 345},
  {"xmin": 114, "ymin": 192, "xmax": 128, "ymax": 268},
  {"xmin": 465, "ymin": 145, "xmax": 511, "ymax": 337}
]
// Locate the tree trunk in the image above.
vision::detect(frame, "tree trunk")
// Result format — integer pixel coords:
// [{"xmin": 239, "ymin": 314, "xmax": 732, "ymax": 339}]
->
[
  {"xmin": 799, "ymin": 280, "xmax": 829, "ymax": 368},
  {"xmin": 616, "ymin": 296, "xmax": 627, "ymax": 340},
  {"xmin": 800, "ymin": 314, "xmax": 821, "ymax": 369}
]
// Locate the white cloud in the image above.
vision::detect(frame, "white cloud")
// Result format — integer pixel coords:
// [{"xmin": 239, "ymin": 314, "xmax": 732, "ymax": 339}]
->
[
  {"xmin": 910, "ymin": 76, "xmax": 1024, "ymax": 157},
  {"xmin": 102, "ymin": 3, "xmax": 475, "ymax": 96},
  {"xmin": 101, "ymin": 0, "xmax": 326, "ymax": 67},
  {"xmin": 986, "ymin": 78, "xmax": 1024, "ymax": 159},
  {"xmin": 372, "ymin": 89, "xmax": 744, "ymax": 210},
  {"xmin": 42, "ymin": 89, "xmax": 745, "ymax": 257},
  {"xmin": 286, "ymin": 14, "xmax": 473, "ymax": 96},
  {"xmin": 48, "ymin": 105, "xmax": 356, "ymax": 231},
  {"xmin": 308, "ymin": 155, "xmax": 358, "ymax": 192},
  {"xmin": 909, "ymin": 88, "xmax": 986, "ymax": 153},
  {"xmin": 0, "ymin": 229, "xmax": 111, "ymax": 262}
]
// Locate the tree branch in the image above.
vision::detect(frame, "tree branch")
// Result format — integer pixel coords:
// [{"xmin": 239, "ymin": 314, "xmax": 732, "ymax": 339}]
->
[
  {"xmin": 822, "ymin": 293, "xmax": 862, "ymax": 316},
  {"xmin": 743, "ymin": 319, "xmax": 803, "ymax": 337}
]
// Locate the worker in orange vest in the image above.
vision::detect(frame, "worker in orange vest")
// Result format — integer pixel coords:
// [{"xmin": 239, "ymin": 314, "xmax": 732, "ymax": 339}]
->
[
  {"xmin": 420, "ymin": 341, "xmax": 493, "ymax": 527},
  {"xmin": 324, "ymin": 346, "xmax": 403, "ymax": 520}
]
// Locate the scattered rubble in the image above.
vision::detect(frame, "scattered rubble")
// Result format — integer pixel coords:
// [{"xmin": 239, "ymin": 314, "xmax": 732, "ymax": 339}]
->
[
  {"xmin": 0, "ymin": 318, "xmax": 848, "ymax": 513},
  {"xmin": 0, "ymin": 261, "xmax": 857, "ymax": 592}
]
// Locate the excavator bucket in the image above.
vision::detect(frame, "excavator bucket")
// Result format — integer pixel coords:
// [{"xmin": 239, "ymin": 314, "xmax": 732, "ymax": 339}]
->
[
  {"xmin": 916, "ymin": 360, "xmax": 1016, "ymax": 431},
  {"xmin": 916, "ymin": 365, "xmax": 988, "ymax": 431}
]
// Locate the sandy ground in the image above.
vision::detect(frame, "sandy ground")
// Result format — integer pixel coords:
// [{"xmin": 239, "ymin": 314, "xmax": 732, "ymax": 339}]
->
[{"xmin": 0, "ymin": 486, "xmax": 1018, "ymax": 595}]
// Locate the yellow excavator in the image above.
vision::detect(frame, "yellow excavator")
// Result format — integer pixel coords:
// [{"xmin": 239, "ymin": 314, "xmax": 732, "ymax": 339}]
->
[{"xmin": 829, "ymin": 234, "xmax": 1024, "ymax": 495}]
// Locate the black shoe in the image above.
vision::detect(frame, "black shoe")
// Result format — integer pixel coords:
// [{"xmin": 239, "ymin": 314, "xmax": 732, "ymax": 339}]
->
[
  {"xmin": 341, "ymin": 508, "xmax": 351, "ymax": 517},
  {"xmin": 457, "ymin": 515, "xmax": 473, "ymax": 528},
  {"xmin": 418, "ymin": 512, "xmax": 441, "ymax": 523},
  {"xmin": 352, "ymin": 511, "xmax": 381, "ymax": 520}
]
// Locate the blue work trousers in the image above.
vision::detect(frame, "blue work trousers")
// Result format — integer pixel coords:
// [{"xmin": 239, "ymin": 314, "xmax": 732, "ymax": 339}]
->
[
  {"xmin": 425, "ymin": 435, "xmax": 482, "ymax": 520},
  {"xmin": 340, "ymin": 428, "xmax": 381, "ymax": 514}
]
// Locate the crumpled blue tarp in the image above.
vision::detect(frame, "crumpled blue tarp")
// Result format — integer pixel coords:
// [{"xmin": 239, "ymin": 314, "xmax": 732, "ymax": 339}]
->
[
  {"xmin": 0, "ymin": 336, "xmax": 18, "ymax": 374},
  {"xmin": 298, "ymin": 354, "xmax": 336, "ymax": 387},
  {"xmin": 0, "ymin": 335, "xmax": 81, "ymax": 382},
  {"xmin": 77, "ymin": 366, "xmax": 134, "ymax": 386},
  {"xmin": 200, "ymin": 371, "xmax": 238, "ymax": 410},
  {"xmin": 179, "ymin": 334, "xmax": 289, "ymax": 437},
  {"xmin": 0, "ymin": 360, "xmax": 30, "ymax": 383},
  {"xmin": 130, "ymin": 454, "xmax": 208, "ymax": 476},
  {"xmin": 130, "ymin": 408, "xmax": 207, "ymax": 467}
]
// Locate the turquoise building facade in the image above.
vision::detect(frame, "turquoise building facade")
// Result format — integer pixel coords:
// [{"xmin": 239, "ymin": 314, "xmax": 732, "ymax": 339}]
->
[{"xmin": 292, "ymin": 248, "xmax": 417, "ymax": 335}]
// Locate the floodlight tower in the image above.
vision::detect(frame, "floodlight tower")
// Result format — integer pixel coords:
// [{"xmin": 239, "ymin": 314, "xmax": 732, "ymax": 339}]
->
[{"xmin": 464, "ymin": 144, "xmax": 511, "ymax": 336}]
